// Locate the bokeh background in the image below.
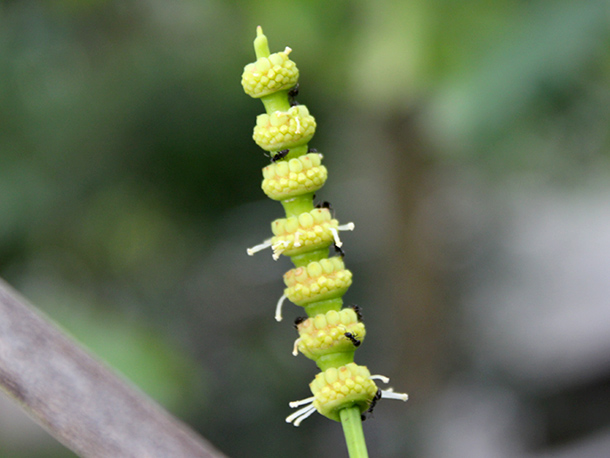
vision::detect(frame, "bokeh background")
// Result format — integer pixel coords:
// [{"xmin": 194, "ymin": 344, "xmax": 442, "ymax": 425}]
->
[{"xmin": 1, "ymin": 0, "xmax": 610, "ymax": 457}]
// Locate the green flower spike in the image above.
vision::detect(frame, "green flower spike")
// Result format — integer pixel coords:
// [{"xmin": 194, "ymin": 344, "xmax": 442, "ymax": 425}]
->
[{"xmin": 241, "ymin": 27, "xmax": 407, "ymax": 458}]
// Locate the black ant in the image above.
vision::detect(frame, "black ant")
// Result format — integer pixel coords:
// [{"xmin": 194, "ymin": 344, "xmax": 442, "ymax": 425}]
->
[
  {"xmin": 344, "ymin": 331, "xmax": 361, "ymax": 347},
  {"xmin": 307, "ymin": 147, "xmax": 318, "ymax": 153},
  {"xmin": 347, "ymin": 304, "xmax": 363, "ymax": 322},
  {"xmin": 315, "ymin": 200, "xmax": 336, "ymax": 219},
  {"xmin": 333, "ymin": 243, "xmax": 345, "ymax": 258},
  {"xmin": 315, "ymin": 201, "xmax": 333, "ymax": 211},
  {"xmin": 361, "ymin": 389, "xmax": 382, "ymax": 421},
  {"xmin": 288, "ymin": 83, "xmax": 299, "ymax": 107},
  {"xmin": 294, "ymin": 316, "xmax": 307, "ymax": 330},
  {"xmin": 271, "ymin": 149, "xmax": 290, "ymax": 163}
]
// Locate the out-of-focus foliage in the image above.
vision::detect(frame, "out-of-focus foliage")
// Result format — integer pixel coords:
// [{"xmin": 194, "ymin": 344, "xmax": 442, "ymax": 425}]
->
[{"xmin": 1, "ymin": 0, "xmax": 609, "ymax": 457}]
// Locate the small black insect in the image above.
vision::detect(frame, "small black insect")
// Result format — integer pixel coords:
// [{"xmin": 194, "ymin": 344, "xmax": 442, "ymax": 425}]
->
[
  {"xmin": 316, "ymin": 200, "xmax": 336, "ymax": 219},
  {"xmin": 315, "ymin": 201, "xmax": 333, "ymax": 211},
  {"xmin": 344, "ymin": 331, "xmax": 361, "ymax": 347},
  {"xmin": 294, "ymin": 316, "xmax": 307, "ymax": 329},
  {"xmin": 347, "ymin": 304, "xmax": 363, "ymax": 322},
  {"xmin": 307, "ymin": 147, "xmax": 318, "ymax": 153},
  {"xmin": 271, "ymin": 149, "xmax": 290, "ymax": 162},
  {"xmin": 288, "ymin": 83, "xmax": 299, "ymax": 106},
  {"xmin": 333, "ymin": 243, "xmax": 345, "ymax": 258},
  {"xmin": 361, "ymin": 389, "xmax": 382, "ymax": 421}
]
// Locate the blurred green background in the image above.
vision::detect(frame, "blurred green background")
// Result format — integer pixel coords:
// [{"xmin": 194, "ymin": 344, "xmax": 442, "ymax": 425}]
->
[{"xmin": 1, "ymin": 0, "xmax": 610, "ymax": 457}]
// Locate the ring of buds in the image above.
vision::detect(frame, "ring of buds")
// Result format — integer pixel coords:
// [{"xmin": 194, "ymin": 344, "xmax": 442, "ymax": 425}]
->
[
  {"xmin": 261, "ymin": 153, "xmax": 327, "ymax": 201},
  {"xmin": 284, "ymin": 257, "xmax": 352, "ymax": 306},
  {"xmin": 242, "ymin": 26, "xmax": 407, "ymax": 428}
]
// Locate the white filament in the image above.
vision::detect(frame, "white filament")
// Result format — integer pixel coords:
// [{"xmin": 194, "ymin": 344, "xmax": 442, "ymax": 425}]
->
[
  {"xmin": 247, "ymin": 239, "xmax": 272, "ymax": 256},
  {"xmin": 275, "ymin": 294, "xmax": 287, "ymax": 322},
  {"xmin": 286, "ymin": 403, "xmax": 317, "ymax": 427},
  {"xmin": 289, "ymin": 396, "xmax": 315, "ymax": 408},
  {"xmin": 370, "ymin": 375, "xmax": 390, "ymax": 384},
  {"xmin": 381, "ymin": 389, "xmax": 409, "ymax": 402},
  {"xmin": 330, "ymin": 227, "xmax": 342, "ymax": 247},
  {"xmin": 271, "ymin": 240, "xmax": 290, "ymax": 260},
  {"xmin": 292, "ymin": 337, "xmax": 301, "ymax": 356},
  {"xmin": 338, "ymin": 222, "xmax": 355, "ymax": 231}
]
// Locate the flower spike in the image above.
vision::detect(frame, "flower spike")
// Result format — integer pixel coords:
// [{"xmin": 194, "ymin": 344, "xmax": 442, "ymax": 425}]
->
[{"xmin": 241, "ymin": 27, "xmax": 407, "ymax": 454}]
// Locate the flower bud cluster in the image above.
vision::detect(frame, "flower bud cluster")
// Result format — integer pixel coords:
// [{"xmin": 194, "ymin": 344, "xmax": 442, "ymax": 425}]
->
[
  {"xmin": 262, "ymin": 153, "xmax": 327, "ymax": 200},
  {"xmin": 241, "ymin": 47, "xmax": 299, "ymax": 98},
  {"xmin": 242, "ymin": 27, "xmax": 406, "ymax": 426},
  {"xmin": 295, "ymin": 309, "xmax": 365, "ymax": 360},
  {"xmin": 310, "ymin": 363, "xmax": 378, "ymax": 422},
  {"xmin": 253, "ymin": 105, "xmax": 316, "ymax": 151},
  {"xmin": 284, "ymin": 257, "xmax": 352, "ymax": 306},
  {"xmin": 270, "ymin": 208, "xmax": 338, "ymax": 258}
]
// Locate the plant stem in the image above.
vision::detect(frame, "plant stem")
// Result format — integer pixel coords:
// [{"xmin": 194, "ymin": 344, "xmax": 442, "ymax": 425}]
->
[{"xmin": 340, "ymin": 407, "xmax": 369, "ymax": 458}]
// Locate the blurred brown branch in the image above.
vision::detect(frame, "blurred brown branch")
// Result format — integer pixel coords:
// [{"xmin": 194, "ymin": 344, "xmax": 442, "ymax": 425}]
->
[{"xmin": 0, "ymin": 277, "xmax": 226, "ymax": 458}]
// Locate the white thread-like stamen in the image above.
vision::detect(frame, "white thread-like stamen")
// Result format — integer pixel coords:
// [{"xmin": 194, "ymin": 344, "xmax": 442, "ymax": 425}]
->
[
  {"xmin": 272, "ymin": 240, "xmax": 290, "ymax": 260},
  {"xmin": 275, "ymin": 294, "xmax": 287, "ymax": 322},
  {"xmin": 247, "ymin": 239, "xmax": 272, "ymax": 256},
  {"xmin": 292, "ymin": 337, "xmax": 301, "ymax": 356},
  {"xmin": 338, "ymin": 222, "xmax": 355, "ymax": 231},
  {"xmin": 370, "ymin": 375, "xmax": 390, "ymax": 384},
  {"xmin": 330, "ymin": 222, "xmax": 355, "ymax": 248},
  {"xmin": 284, "ymin": 46, "xmax": 292, "ymax": 55},
  {"xmin": 293, "ymin": 231, "xmax": 302, "ymax": 247},
  {"xmin": 381, "ymin": 389, "xmax": 409, "ymax": 402},
  {"xmin": 330, "ymin": 227, "xmax": 342, "ymax": 247},
  {"xmin": 289, "ymin": 396, "xmax": 315, "ymax": 408},
  {"xmin": 295, "ymin": 116, "xmax": 301, "ymax": 134},
  {"xmin": 286, "ymin": 404, "xmax": 317, "ymax": 426},
  {"xmin": 293, "ymin": 407, "xmax": 317, "ymax": 426}
]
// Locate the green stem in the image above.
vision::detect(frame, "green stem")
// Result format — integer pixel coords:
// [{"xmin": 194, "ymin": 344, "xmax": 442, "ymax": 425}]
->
[
  {"xmin": 316, "ymin": 351, "xmax": 355, "ymax": 372},
  {"xmin": 340, "ymin": 407, "xmax": 369, "ymax": 458},
  {"xmin": 281, "ymin": 193, "xmax": 314, "ymax": 217},
  {"xmin": 261, "ymin": 91, "xmax": 291, "ymax": 113},
  {"xmin": 289, "ymin": 248, "xmax": 329, "ymax": 267},
  {"xmin": 303, "ymin": 297, "xmax": 342, "ymax": 317}
]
